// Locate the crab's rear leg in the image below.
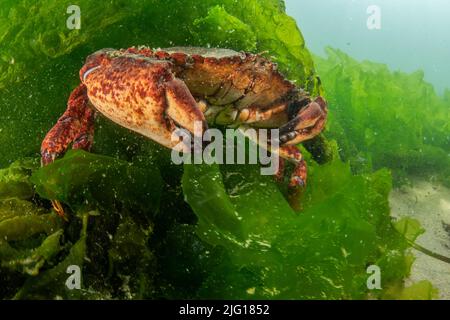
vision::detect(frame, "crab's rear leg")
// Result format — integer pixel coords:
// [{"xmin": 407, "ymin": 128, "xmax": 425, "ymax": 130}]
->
[
  {"xmin": 277, "ymin": 145, "xmax": 306, "ymax": 188},
  {"xmin": 237, "ymin": 126, "xmax": 306, "ymax": 210},
  {"xmin": 276, "ymin": 145, "xmax": 308, "ymax": 210},
  {"xmin": 244, "ymin": 97, "xmax": 326, "ymax": 208},
  {"xmin": 41, "ymin": 83, "xmax": 95, "ymax": 218}
]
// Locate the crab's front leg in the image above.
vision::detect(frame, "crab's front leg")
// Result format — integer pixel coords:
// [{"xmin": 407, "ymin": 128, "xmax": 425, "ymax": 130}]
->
[
  {"xmin": 41, "ymin": 83, "xmax": 96, "ymax": 218},
  {"xmin": 41, "ymin": 84, "xmax": 95, "ymax": 164}
]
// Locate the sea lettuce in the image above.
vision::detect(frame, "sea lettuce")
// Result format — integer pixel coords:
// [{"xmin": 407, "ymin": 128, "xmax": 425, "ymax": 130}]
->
[
  {"xmin": 13, "ymin": 214, "xmax": 88, "ymax": 300},
  {"xmin": 0, "ymin": 127, "xmax": 434, "ymax": 299},
  {"xmin": 0, "ymin": 159, "xmax": 37, "ymax": 200},
  {"xmin": 0, "ymin": 160, "xmax": 65, "ymax": 297},
  {"xmin": 30, "ymin": 149, "xmax": 162, "ymax": 213},
  {"xmin": 0, "ymin": 152, "xmax": 159, "ymax": 299},
  {"xmin": 181, "ymin": 152, "xmax": 430, "ymax": 299},
  {"xmin": 0, "ymin": 0, "xmax": 437, "ymax": 300},
  {"xmin": 315, "ymin": 48, "xmax": 450, "ymax": 186}
]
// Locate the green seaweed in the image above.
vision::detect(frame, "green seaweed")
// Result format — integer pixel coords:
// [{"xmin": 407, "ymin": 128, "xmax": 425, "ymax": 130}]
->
[
  {"xmin": 13, "ymin": 213, "xmax": 89, "ymax": 299},
  {"xmin": 181, "ymin": 153, "xmax": 425, "ymax": 299},
  {"xmin": 0, "ymin": 0, "xmax": 437, "ymax": 300},
  {"xmin": 394, "ymin": 218, "xmax": 425, "ymax": 243},
  {"xmin": 0, "ymin": 159, "xmax": 37, "ymax": 200},
  {"xmin": 1, "ymin": 229, "xmax": 63, "ymax": 276},
  {"xmin": 383, "ymin": 280, "xmax": 439, "ymax": 300},
  {"xmin": 192, "ymin": 6, "xmax": 257, "ymax": 51},
  {"xmin": 108, "ymin": 217, "xmax": 155, "ymax": 299},
  {"xmin": 0, "ymin": 152, "xmax": 160, "ymax": 299},
  {"xmin": 0, "ymin": 213, "xmax": 60, "ymax": 241},
  {"xmin": 315, "ymin": 48, "xmax": 450, "ymax": 186},
  {"xmin": 30, "ymin": 149, "xmax": 162, "ymax": 213},
  {"xmin": 0, "ymin": 199, "xmax": 47, "ymax": 221},
  {"xmin": 0, "ymin": 160, "xmax": 66, "ymax": 295}
]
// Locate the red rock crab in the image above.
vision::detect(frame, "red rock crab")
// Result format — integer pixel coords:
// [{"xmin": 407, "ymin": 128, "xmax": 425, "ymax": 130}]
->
[{"xmin": 41, "ymin": 46, "xmax": 327, "ymax": 216}]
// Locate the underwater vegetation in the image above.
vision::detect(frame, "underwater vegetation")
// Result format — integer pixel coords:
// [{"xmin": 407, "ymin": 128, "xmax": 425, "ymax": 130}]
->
[
  {"xmin": 315, "ymin": 48, "xmax": 450, "ymax": 187},
  {"xmin": 0, "ymin": 0, "xmax": 440, "ymax": 299}
]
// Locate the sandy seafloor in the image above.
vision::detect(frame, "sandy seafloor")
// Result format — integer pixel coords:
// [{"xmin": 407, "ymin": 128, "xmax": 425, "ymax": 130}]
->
[{"xmin": 390, "ymin": 179, "xmax": 450, "ymax": 300}]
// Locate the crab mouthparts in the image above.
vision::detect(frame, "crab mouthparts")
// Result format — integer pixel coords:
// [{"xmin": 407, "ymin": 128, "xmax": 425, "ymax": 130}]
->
[
  {"xmin": 278, "ymin": 97, "xmax": 327, "ymax": 144},
  {"xmin": 279, "ymin": 117, "xmax": 322, "ymax": 144}
]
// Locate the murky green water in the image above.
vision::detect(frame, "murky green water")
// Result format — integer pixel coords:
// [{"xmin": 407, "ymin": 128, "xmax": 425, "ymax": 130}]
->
[{"xmin": 0, "ymin": 0, "xmax": 448, "ymax": 300}]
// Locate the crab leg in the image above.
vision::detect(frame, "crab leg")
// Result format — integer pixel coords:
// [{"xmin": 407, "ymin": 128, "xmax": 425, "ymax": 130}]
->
[
  {"xmin": 41, "ymin": 84, "xmax": 91, "ymax": 165},
  {"xmin": 72, "ymin": 107, "xmax": 96, "ymax": 151},
  {"xmin": 237, "ymin": 125, "xmax": 306, "ymax": 209},
  {"xmin": 41, "ymin": 83, "xmax": 95, "ymax": 218},
  {"xmin": 237, "ymin": 103, "xmax": 288, "ymax": 126},
  {"xmin": 277, "ymin": 145, "xmax": 307, "ymax": 188},
  {"xmin": 274, "ymin": 145, "xmax": 307, "ymax": 211}
]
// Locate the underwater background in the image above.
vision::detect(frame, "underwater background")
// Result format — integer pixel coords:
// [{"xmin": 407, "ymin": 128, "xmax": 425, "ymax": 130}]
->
[{"xmin": 0, "ymin": 0, "xmax": 449, "ymax": 299}]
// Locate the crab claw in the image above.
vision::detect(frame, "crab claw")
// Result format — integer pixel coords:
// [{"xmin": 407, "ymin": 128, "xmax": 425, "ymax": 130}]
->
[
  {"xmin": 279, "ymin": 97, "xmax": 327, "ymax": 145},
  {"xmin": 165, "ymin": 79, "xmax": 208, "ymax": 137},
  {"xmin": 165, "ymin": 79, "xmax": 209, "ymax": 153}
]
